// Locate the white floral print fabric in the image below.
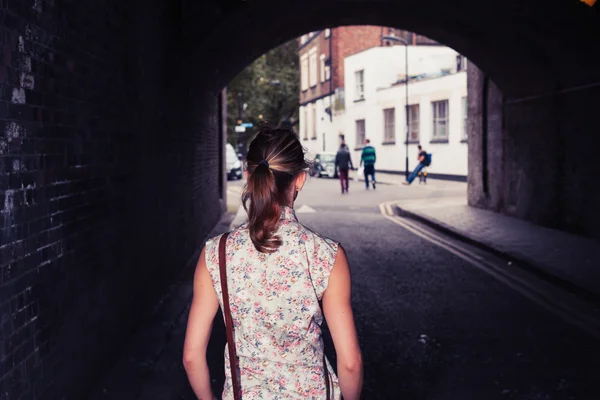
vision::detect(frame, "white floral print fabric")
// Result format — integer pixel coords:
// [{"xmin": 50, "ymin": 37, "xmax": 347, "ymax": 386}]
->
[{"xmin": 205, "ymin": 206, "xmax": 341, "ymax": 399}]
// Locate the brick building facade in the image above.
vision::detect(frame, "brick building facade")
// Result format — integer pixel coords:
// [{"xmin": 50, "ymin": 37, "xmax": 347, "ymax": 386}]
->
[{"xmin": 298, "ymin": 26, "xmax": 438, "ymax": 154}]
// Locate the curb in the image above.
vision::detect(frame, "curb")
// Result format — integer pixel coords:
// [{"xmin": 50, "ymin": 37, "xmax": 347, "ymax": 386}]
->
[
  {"xmin": 393, "ymin": 204, "xmax": 600, "ymax": 307},
  {"xmin": 355, "ymin": 178, "xmax": 392, "ymax": 186}
]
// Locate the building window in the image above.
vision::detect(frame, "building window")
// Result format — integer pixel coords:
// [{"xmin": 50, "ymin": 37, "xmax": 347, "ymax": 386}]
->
[
  {"xmin": 333, "ymin": 87, "xmax": 345, "ymax": 111},
  {"xmin": 325, "ymin": 28, "xmax": 331, "ymax": 38},
  {"xmin": 303, "ymin": 107, "xmax": 309, "ymax": 140},
  {"xmin": 301, "ymin": 35, "xmax": 307, "ymax": 45},
  {"xmin": 309, "ymin": 50, "xmax": 318, "ymax": 87},
  {"xmin": 312, "ymin": 103, "xmax": 317, "ymax": 139},
  {"xmin": 355, "ymin": 70, "xmax": 364, "ymax": 100},
  {"xmin": 320, "ymin": 54, "xmax": 326, "ymax": 83},
  {"xmin": 462, "ymin": 97, "xmax": 468, "ymax": 140},
  {"xmin": 325, "ymin": 64, "xmax": 331, "ymax": 81},
  {"xmin": 300, "ymin": 55, "xmax": 308, "ymax": 91},
  {"xmin": 432, "ymin": 100, "xmax": 449, "ymax": 139},
  {"xmin": 383, "ymin": 108, "xmax": 395, "ymax": 142},
  {"xmin": 355, "ymin": 119, "xmax": 366, "ymax": 146},
  {"xmin": 408, "ymin": 104, "xmax": 420, "ymax": 141}
]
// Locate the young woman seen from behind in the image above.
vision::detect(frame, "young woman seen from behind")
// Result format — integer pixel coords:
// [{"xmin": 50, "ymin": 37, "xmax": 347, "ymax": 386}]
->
[{"xmin": 183, "ymin": 124, "xmax": 363, "ymax": 399}]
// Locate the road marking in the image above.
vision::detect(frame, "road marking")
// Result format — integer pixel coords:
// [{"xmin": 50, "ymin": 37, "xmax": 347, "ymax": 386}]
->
[
  {"xmin": 296, "ymin": 205, "xmax": 317, "ymax": 213},
  {"xmin": 378, "ymin": 201, "xmax": 600, "ymax": 340}
]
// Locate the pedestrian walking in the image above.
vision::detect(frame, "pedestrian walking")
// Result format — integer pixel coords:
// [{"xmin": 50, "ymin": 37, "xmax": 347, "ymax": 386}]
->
[
  {"xmin": 335, "ymin": 142, "xmax": 353, "ymax": 194},
  {"xmin": 403, "ymin": 144, "xmax": 430, "ymax": 185},
  {"xmin": 360, "ymin": 138, "xmax": 377, "ymax": 189},
  {"xmin": 183, "ymin": 124, "xmax": 363, "ymax": 400}
]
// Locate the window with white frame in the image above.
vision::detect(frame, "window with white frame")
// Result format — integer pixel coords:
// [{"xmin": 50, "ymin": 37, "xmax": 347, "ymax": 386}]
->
[
  {"xmin": 356, "ymin": 119, "xmax": 365, "ymax": 146},
  {"xmin": 325, "ymin": 28, "xmax": 331, "ymax": 38},
  {"xmin": 312, "ymin": 103, "xmax": 317, "ymax": 139},
  {"xmin": 462, "ymin": 97, "xmax": 468, "ymax": 140},
  {"xmin": 355, "ymin": 70, "xmax": 364, "ymax": 100},
  {"xmin": 300, "ymin": 55, "xmax": 308, "ymax": 91},
  {"xmin": 320, "ymin": 54, "xmax": 326, "ymax": 83},
  {"xmin": 383, "ymin": 108, "xmax": 395, "ymax": 142},
  {"xmin": 309, "ymin": 50, "xmax": 318, "ymax": 87},
  {"xmin": 300, "ymin": 35, "xmax": 307, "ymax": 45},
  {"xmin": 325, "ymin": 63, "xmax": 331, "ymax": 80},
  {"xmin": 303, "ymin": 107, "xmax": 309, "ymax": 139},
  {"xmin": 408, "ymin": 104, "xmax": 420, "ymax": 141},
  {"xmin": 432, "ymin": 100, "xmax": 449, "ymax": 139}
]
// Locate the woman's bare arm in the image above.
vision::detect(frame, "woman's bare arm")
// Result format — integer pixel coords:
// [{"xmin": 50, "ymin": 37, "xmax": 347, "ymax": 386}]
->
[
  {"xmin": 183, "ymin": 246, "xmax": 219, "ymax": 400},
  {"xmin": 322, "ymin": 246, "xmax": 363, "ymax": 400}
]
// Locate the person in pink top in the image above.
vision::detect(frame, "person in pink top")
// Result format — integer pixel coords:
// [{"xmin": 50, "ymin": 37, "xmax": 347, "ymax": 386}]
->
[{"xmin": 183, "ymin": 124, "xmax": 363, "ymax": 399}]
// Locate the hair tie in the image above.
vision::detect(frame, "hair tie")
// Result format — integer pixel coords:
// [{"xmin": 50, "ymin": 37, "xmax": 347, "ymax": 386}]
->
[{"xmin": 259, "ymin": 160, "xmax": 269, "ymax": 168}]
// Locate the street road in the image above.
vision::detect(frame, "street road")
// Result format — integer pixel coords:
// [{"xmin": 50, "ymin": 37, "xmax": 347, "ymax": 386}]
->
[
  {"xmin": 226, "ymin": 176, "xmax": 600, "ymax": 399},
  {"xmin": 93, "ymin": 176, "xmax": 600, "ymax": 400}
]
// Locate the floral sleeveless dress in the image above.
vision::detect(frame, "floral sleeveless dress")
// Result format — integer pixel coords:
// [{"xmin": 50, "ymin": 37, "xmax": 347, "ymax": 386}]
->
[{"xmin": 205, "ymin": 206, "xmax": 341, "ymax": 399}]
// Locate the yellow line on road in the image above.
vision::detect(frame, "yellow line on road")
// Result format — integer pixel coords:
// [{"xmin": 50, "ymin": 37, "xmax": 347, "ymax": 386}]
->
[{"xmin": 378, "ymin": 201, "xmax": 600, "ymax": 340}]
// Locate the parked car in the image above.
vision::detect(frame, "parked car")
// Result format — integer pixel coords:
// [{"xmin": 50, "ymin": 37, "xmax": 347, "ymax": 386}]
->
[
  {"xmin": 226, "ymin": 143, "xmax": 243, "ymax": 180},
  {"xmin": 309, "ymin": 152, "xmax": 338, "ymax": 178}
]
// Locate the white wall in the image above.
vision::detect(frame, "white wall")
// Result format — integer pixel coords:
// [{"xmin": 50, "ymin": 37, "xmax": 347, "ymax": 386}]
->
[
  {"xmin": 343, "ymin": 46, "xmax": 468, "ymax": 178},
  {"xmin": 299, "ymin": 96, "xmax": 342, "ymax": 160},
  {"xmin": 343, "ymin": 46, "xmax": 458, "ymax": 103}
]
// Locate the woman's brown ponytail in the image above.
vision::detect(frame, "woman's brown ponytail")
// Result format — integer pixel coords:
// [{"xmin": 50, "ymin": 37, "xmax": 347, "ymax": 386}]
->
[{"xmin": 242, "ymin": 125, "xmax": 308, "ymax": 253}]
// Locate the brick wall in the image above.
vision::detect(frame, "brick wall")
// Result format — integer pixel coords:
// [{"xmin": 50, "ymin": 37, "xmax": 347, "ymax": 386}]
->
[
  {"xmin": 0, "ymin": 1, "xmax": 222, "ymax": 399},
  {"xmin": 299, "ymin": 31, "xmax": 333, "ymax": 105},
  {"xmin": 468, "ymin": 64, "xmax": 600, "ymax": 239},
  {"xmin": 331, "ymin": 26, "xmax": 383, "ymax": 90}
]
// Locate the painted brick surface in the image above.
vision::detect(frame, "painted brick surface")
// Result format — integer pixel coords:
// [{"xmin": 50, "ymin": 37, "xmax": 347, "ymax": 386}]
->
[{"xmin": 0, "ymin": 1, "xmax": 222, "ymax": 399}]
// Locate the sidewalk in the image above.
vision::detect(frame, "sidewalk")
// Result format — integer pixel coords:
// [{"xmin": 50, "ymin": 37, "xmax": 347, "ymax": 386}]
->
[{"xmin": 393, "ymin": 197, "xmax": 600, "ymax": 303}]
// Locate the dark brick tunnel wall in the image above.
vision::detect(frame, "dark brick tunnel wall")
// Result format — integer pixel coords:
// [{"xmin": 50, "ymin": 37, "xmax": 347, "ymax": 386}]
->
[
  {"xmin": 467, "ymin": 66, "xmax": 600, "ymax": 238},
  {"xmin": 1, "ymin": 0, "xmax": 600, "ymax": 399},
  {"xmin": 0, "ymin": 1, "xmax": 223, "ymax": 399}
]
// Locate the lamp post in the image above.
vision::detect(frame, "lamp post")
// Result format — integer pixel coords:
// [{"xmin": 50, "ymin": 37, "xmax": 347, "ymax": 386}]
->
[{"xmin": 381, "ymin": 34, "xmax": 410, "ymax": 180}]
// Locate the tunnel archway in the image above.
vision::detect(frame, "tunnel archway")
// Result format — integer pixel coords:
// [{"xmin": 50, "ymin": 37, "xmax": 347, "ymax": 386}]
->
[
  {"xmin": 187, "ymin": 0, "xmax": 600, "ymax": 98},
  {"xmin": 185, "ymin": 0, "xmax": 600, "ymax": 237},
  {"xmin": 3, "ymin": 1, "xmax": 600, "ymax": 398}
]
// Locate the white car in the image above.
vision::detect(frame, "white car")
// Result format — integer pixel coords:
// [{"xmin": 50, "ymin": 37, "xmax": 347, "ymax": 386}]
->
[{"xmin": 226, "ymin": 143, "xmax": 243, "ymax": 180}]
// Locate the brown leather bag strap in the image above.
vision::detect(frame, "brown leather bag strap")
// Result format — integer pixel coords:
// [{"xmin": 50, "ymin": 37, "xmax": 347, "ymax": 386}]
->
[
  {"xmin": 219, "ymin": 233, "xmax": 241, "ymax": 400},
  {"xmin": 323, "ymin": 355, "xmax": 331, "ymax": 400},
  {"xmin": 319, "ymin": 300, "xmax": 332, "ymax": 400}
]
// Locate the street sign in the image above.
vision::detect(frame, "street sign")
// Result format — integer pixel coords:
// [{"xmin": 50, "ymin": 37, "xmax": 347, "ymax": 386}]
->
[
  {"xmin": 235, "ymin": 126, "xmax": 246, "ymax": 133},
  {"xmin": 241, "ymin": 122, "xmax": 253, "ymax": 128}
]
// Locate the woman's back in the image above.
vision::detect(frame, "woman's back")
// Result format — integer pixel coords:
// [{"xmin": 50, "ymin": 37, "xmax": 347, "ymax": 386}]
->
[
  {"xmin": 205, "ymin": 206, "xmax": 340, "ymax": 398},
  {"xmin": 183, "ymin": 125, "xmax": 361, "ymax": 400}
]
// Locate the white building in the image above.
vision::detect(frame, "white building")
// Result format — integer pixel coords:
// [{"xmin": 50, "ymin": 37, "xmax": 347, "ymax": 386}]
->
[
  {"xmin": 340, "ymin": 46, "xmax": 468, "ymax": 179},
  {"xmin": 298, "ymin": 95, "xmax": 335, "ymax": 156}
]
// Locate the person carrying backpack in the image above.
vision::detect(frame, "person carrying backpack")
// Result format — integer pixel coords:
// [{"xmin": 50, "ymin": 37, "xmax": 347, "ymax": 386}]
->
[{"xmin": 403, "ymin": 144, "xmax": 430, "ymax": 185}]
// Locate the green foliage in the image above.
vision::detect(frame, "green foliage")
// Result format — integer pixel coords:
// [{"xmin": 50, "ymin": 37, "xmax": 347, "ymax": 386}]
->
[{"xmin": 226, "ymin": 39, "xmax": 299, "ymax": 152}]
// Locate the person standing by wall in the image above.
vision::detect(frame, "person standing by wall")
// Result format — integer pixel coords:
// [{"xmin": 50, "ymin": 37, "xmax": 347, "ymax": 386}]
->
[
  {"xmin": 335, "ymin": 143, "xmax": 354, "ymax": 194},
  {"xmin": 403, "ymin": 144, "xmax": 429, "ymax": 185},
  {"xmin": 360, "ymin": 139, "xmax": 377, "ymax": 190}
]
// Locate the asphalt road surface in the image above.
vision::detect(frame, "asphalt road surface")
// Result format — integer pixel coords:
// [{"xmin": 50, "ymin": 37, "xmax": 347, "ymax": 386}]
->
[{"xmin": 93, "ymin": 176, "xmax": 600, "ymax": 400}]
